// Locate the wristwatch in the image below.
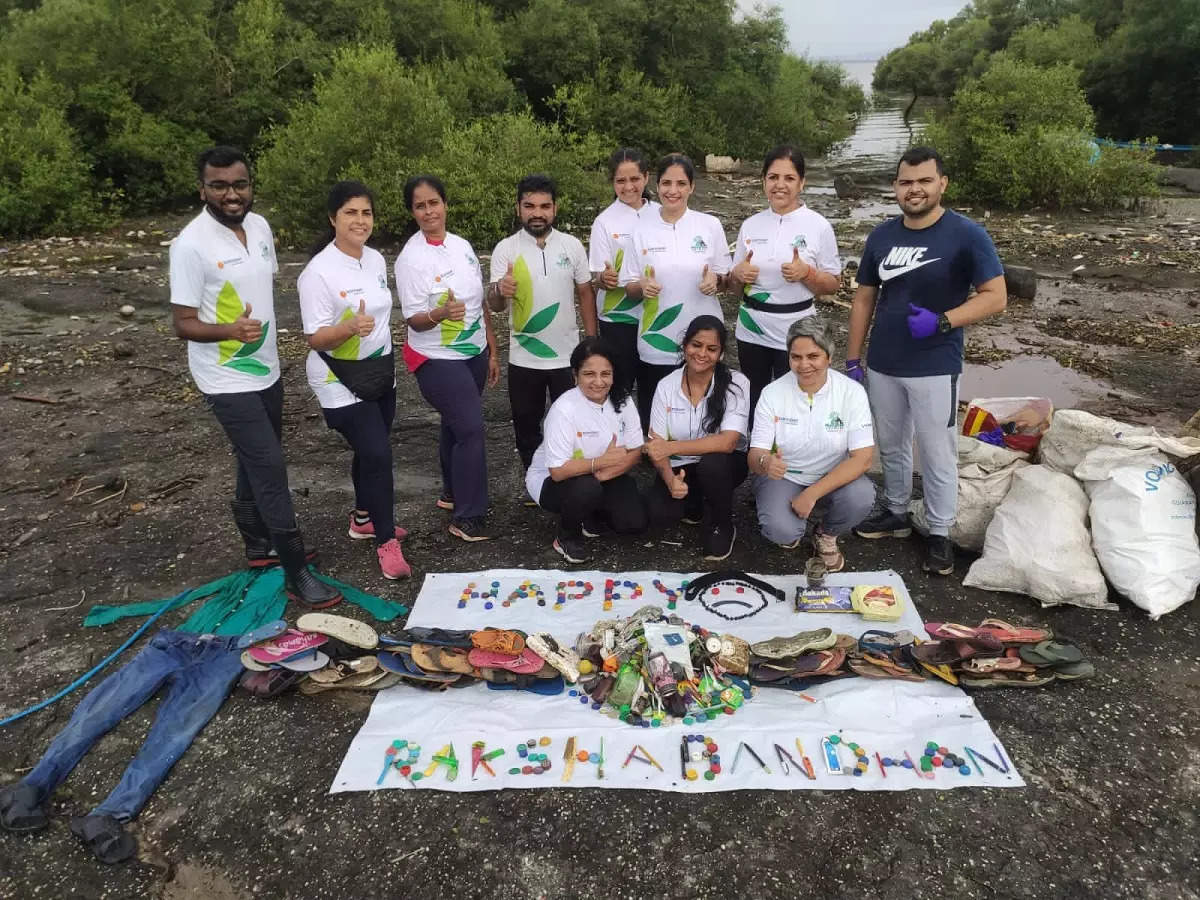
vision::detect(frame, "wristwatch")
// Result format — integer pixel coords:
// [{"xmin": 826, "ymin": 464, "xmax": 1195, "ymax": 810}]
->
[{"xmin": 936, "ymin": 313, "xmax": 952, "ymax": 334}]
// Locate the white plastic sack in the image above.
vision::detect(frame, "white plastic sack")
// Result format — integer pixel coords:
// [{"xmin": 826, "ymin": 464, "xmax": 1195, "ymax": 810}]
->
[
  {"xmin": 964, "ymin": 465, "xmax": 1113, "ymax": 610},
  {"xmin": 1040, "ymin": 409, "xmax": 1200, "ymax": 474},
  {"xmin": 910, "ymin": 436, "xmax": 1030, "ymax": 551},
  {"xmin": 1074, "ymin": 446, "xmax": 1200, "ymax": 619}
]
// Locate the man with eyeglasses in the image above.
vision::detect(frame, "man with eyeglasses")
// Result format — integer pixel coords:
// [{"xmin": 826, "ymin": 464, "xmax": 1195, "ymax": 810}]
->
[{"xmin": 169, "ymin": 145, "xmax": 339, "ymax": 608}]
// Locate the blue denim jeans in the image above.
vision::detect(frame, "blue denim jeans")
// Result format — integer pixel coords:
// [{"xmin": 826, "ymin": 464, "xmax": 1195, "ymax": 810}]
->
[{"xmin": 21, "ymin": 629, "xmax": 243, "ymax": 821}]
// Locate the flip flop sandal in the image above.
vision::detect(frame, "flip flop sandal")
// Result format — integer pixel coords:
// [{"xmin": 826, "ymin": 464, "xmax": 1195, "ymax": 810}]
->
[
  {"xmin": 857, "ymin": 629, "xmax": 916, "ymax": 655},
  {"xmin": 811, "ymin": 649, "xmax": 847, "ymax": 677},
  {"xmin": 403, "ymin": 627, "xmax": 475, "ymax": 649},
  {"xmin": 248, "ymin": 629, "xmax": 327, "ymax": 664},
  {"xmin": 276, "ymin": 650, "xmax": 330, "ymax": 672},
  {"xmin": 70, "ymin": 814, "xmax": 137, "ymax": 865},
  {"xmin": 308, "ymin": 656, "xmax": 379, "ymax": 684},
  {"xmin": 296, "ymin": 613, "xmax": 379, "ymax": 650},
  {"xmin": 485, "ymin": 674, "xmax": 565, "ymax": 695},
  {"xmin": 975, "ymin": 618, "xmax": 1053, "ymax": 644},
  {"xmin": 525, "ymin": 632, "xmax": 582, "ymax": 682},
  {"xmin": 960, "ymin": 672, "xmax": 1055, "ymax": 689},
  {"xmin": 923, "ymin": 623, "xmax": 1004, "ymax": 651},
  {"xmin": 750, "ymin": 628, "xmax": 835, "ymax": 660},
  {"xmin": 0, "ymin": 784, "xmax": 48, "ymax": 833},
  {"xmin": 910, "ymin": 641, "xmax": 975, "ymax": 666},
  {"xmin": 410, "ymin": 643, "xmax": 453, "ymax": 673},
  {"xmin": 362, "ymin": 672, "xmax": 404, "ymax": 691},
  {"xmin": 300, "ymin": 668, "xmax": 391, "ymax": 694},
  {"xmin": 240, "ymin": 668, "xmax": 307, "ymax": 698},
  {"xmin": 241, "ymin": 651, "xmax": 271, "ymax": 672},
  {"xmin": 855, "ymin": 652, "xmax": 925, "ymax": 682},
  {"xmin": 470, "ymin": 628, "xmax": 526, "ymax": 655},
  {"xmin": 467, "ymin": 646, "xmax": 543, "ymax": 674},
  {"xmin": 960, "ymin": 655, "xmax": 1024, "ymax": 674},
  {"xmin": 1053, "ymin": 660, "xmax": 1095, "ymax": 681},
  {"xmin": 1018, "ymin": 641, "xmax": 1084, "ymax": 667},
  {"xmin": 430, "ymin": 646, "xmax": 478, "ymax": 677},
  {"xmin": 833, "ymin": 633, "xmax": 858, "ymax": 651},
  {"xmin": 376, "ymin": 651, "xmax": 461, "ymax": 683},
  {"xmin": 848, "ymin": 657, "xmax": 894, "ymax": 679}
]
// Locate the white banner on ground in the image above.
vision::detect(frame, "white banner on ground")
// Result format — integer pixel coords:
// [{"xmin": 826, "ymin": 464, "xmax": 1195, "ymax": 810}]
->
[{"xmin": 330, "ymin": 569, "xmax": 1024, "ymax": 793}]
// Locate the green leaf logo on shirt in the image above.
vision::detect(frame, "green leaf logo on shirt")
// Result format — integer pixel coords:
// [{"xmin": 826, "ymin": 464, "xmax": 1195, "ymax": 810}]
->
[
  {"xmin": 601, "ymin": 249, "xmax": 638, "ymax": 324},
  {"xmin": 639, "ymin": 264, "xmax": 682, "ymax": 353},
  {"xmin": 510, "ymin": 257, "xmax": 560, "ymax": 358},
  {"xmin": 215, "ymin": 281, "xmax": 269, "ymax": 376},
  {"xmin": 737, "ymin": 305, "xmax": 766, "ymax": 336}
]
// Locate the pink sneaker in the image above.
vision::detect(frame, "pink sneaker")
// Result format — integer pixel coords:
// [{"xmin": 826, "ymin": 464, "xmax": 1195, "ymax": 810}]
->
[
  {"xmin": 377, "ymin": 539, "xmax": 411, "ymax": 580},
  {"xmin": 348, "ymin": 513, "xmax": 408, "ymax": 542}
]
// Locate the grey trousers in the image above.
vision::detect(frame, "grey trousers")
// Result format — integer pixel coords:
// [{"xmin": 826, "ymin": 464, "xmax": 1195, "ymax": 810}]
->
[
  {"xmin": 755, "ymin": 474, "xmax": 875, "ymax": 546},
  {"xmin": 866, "ymin": 368, "xmax": 958, "ymax": 535}
]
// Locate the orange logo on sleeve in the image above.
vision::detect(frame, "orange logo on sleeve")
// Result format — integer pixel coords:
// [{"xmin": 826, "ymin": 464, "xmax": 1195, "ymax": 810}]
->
[
  {"xmin": 217, "ymin": 261, "xmax": 224, "ymax": 269},
  {"xmin": 339, "ymin": 291, "xmax": 347, "ymax": 298}
]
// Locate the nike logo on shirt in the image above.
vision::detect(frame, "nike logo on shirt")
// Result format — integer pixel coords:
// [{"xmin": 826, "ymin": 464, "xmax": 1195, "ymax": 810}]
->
[{"xmin": 878, "ymin": 246, "xmax": 941, "ymax": 281}]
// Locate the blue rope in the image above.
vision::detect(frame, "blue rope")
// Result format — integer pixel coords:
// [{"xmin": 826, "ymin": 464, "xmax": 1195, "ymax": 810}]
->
[{"xmin": 0, "ymin": 590, "xmax": 184, "ymax": 728}]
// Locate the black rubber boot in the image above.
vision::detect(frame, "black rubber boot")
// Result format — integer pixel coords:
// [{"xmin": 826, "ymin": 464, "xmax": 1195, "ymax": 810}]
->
[
  {"xmin": 272, "ymin": 528, "xmax": 341, "ymax": 609},
  {"xmin": 231, "ymin": 500, "xmax": 275, "ymax": 566}
]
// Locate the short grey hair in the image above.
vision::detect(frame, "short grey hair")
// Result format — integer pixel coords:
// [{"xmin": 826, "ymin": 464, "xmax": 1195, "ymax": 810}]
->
[{"xmin": 786, "ymin": 316, "xmax": 835, "ymax": 359}]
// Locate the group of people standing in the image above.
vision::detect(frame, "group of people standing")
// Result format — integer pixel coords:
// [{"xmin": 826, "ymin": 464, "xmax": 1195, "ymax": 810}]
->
[{"xmin": 169, "ymin": 141, "xmax": 1006, "ymax": 602}]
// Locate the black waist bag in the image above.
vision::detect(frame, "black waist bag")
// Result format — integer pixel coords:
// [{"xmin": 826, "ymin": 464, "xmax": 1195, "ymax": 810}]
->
[{"xmin": 318, "ymin": 351, "xmax": 395, "ymax": 402}]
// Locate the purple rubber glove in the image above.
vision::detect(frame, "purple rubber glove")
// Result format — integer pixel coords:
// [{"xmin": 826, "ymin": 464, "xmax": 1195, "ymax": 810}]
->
[
  {"xmin": 907, "ymin": 303, "xmax": 938, "ymax": 339},
  {"xmin": 976, "ymin": 426, "xmax": 1007, "ymax": 447},
  {"xmin": 845, "ymin": 358, "xmax": 865, "ymax": 383}
]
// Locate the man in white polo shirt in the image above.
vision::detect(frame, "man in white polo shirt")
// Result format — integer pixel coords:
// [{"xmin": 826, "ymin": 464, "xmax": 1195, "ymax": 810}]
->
[
  {"xmin": 169, "ymin": 145, "xmax": 338, "ymax": 608},
  {"xmin": 748, "ymin": 317, "xmax": 875, "ymax": 571},
  {"xmin": 488, "ymin": 174, "xmax": 598, "ymax": 481}
]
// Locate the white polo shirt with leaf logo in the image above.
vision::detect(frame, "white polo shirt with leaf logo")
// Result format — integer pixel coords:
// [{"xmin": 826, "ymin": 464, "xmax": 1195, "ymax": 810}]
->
[{"xmin": 588, "ymin": 198, "xmax": 661, "ymax": 326}]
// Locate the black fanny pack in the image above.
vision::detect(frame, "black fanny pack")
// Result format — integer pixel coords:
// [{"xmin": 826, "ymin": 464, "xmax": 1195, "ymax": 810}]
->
[
  {"xmin": 318, "ymin": 350, "xmax": 395, "ymax": 402},
  {"xmin": 742, "ymin": 296, "xmax": 813, "ymax": 314}
]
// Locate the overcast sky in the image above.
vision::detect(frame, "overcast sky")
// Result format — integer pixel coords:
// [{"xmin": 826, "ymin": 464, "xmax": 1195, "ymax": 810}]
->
[{"xmin": 742, "ymin": 0, "xmax": 969, "ymax": 60}]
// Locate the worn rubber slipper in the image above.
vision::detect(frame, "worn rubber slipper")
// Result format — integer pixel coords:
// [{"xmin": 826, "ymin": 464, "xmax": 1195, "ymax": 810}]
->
[
  {"xmin": 1052, "ymin": 660, "xmax": 1095, "ymax": 681},
  {"xmin": 750, "ymin": 628, "xmax": 835, "ymax": 660},
  {"xmin": 960, "ymin": 655, "xmax": 1024, "ymax": 674},
  {"xmin": 300, "ymin": 668, "xmax": 390, "ymax": 694},
  {"xmin": 524, "ymin": 632, "xmax": 581, "ymax": 682},
  {"xmin": 923, "ymin": 623, "xmax": 1004, "ymax": 651},
  {"xmin": 0, "ymin": 783, "xmax": 48, "ymax": 833},
  {"xmin": 960, "ymin": 672, "xmax": 1055, "ymax": 688},
  {"xmin": 70, "ymin": 814, "xmax": 137, "ymax": 865},
  {"xmin": 276, "ymin": 650, "xmax": 330, "ymax": 672},
  {"xmin": 975, "ymin": 618, "xmax": 1053, "ymax": 644},
  {"xmin": 240, "ymin": 651, "xmax": 271, "ymax": 672},
  {"xmin": 308, "ymin": 656, "xmax": 379, "ymax": 684},
  {"xmin": 470, "ymin": 628, "xmax": 526, "ymax": 655},
  {"xmin": 376, "ymin": 650, "xmax": 461, "ymax": 683},
  {"xmin": 1019, "ymin": 640, "xmax": 1083, "ymax": 667},
  {"xmin": 910, "ymin": 640, "xmax": 975, "ymax": 666},
  {"xmin": 404, "ymin": 627, "xmax": 475, "ymax": 649},
  {"xmin": 485, "ymin": 674, "xmax": 564, "ymax": 695},
  {"xmin": 248, "ymin": 629, "xmax": 327, "ymax": 664},
  {"xmin": 240, "ymin": 667, "xmax": 306, "ymax": 698},
  {"xmin": 857, "ymin": 629, "xmax": 915, "ymax": 654},
  {"xmin": 409, "ymin": 643, "xmax": 451, "ymax": 673},
  {"xmin": 296, "ymin": 613, "xmax": 379, "ymax": 650},
  {"xmin": 467, "ymin": 646, "xmax": 543, "ymax": 674}
]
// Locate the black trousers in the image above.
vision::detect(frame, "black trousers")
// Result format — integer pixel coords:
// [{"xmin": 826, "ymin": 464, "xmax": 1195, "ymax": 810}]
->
[
  {"xmin": 322, "ymin": 388, "xmax": 396, "ymax": 545},
  {"xmin": 415, "ymin": 351, "xmax": 489, "ymax": 518},
  {"xmin": 509, "ymin": 364, "xmax": 574, "ymax": 469},
  {"xmin": 539, "ymin": 473, "xmax": 647, "ymax": 538},
  {"xmin": 204, "ymin": 378, "xmax": 296, "ymax": 532},
  {"xmin": 636, "ymin": 361, "xmax": 677, "ymax": 435},
  {"xmin": 737, "ymin": 339, "xmax": 789, "ymax": 421},
  {"xmin": 598, "ymin": 320, "xmax": 638, "ymax": 398},
  {"xmin": 646, "ymin": 451, "xmax": 748, "ymax": 529}
]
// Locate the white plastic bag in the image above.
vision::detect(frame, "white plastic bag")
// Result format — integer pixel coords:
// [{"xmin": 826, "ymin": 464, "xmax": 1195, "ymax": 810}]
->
[
  {"xmin": 910, "ymin": 435, "xmax": 1030, "ymax": 551},
  {"xmin": 1074, "ymin": 446, "xmax": 1200, "ymax": 618},
  {"xmin": 964, "ymin": 465, "xmax": 1113, "ymax": 610},
  {"xmin": 1040, "ymin": 409, "xmax": 1200, "ymax": 474}
]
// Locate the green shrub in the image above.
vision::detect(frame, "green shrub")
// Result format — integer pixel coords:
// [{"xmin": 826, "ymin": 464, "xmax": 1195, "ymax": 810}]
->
[
  {"xmin": 0, "ymin": 66, "xmax": 106, "ymax": 236},
  {"xmin": 383, "ymin": 112, "xmax": 611, "ymax": 250},
  {"xmin": 925, "ymin": 57, "xmax": 1159, "ymax": 208}
]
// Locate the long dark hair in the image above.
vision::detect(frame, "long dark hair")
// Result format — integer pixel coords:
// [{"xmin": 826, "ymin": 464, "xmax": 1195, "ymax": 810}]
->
[
  {"xmin": 400, "ymin": 174, "xmax": 447, "ymax": 242},
  {"xmin": 608, "ymin": 147, "xmax": 651, "ymax": 202},
  {"xmin": 656, "ymin": 152, "xmax": 695, "ymax": 185},
  {"xmin": 569, "ymin": 336, "xmax": 633, "ymax": 413},
  {"xmin": 681, "ymin": 315, "xmax": 741, "ymax": 434},
  {"xmin": 308, "ymin": 180, "xmax": 375, "ymax": 259}
]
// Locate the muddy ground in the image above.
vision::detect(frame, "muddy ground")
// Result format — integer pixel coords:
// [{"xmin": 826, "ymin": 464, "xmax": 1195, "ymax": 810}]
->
[{"xmin": 1, "ymin": 171, "xmax": 1198, "ymax": 899}]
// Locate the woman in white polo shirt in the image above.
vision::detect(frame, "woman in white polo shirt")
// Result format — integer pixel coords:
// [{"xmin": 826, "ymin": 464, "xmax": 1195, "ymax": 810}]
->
[
  {"xmin": 525, "ymin": 336, "xmax": 646, "ymax": 564},
  {"xmin": 619, "ymin": 153, "xmax": 733, "ymax": 429},
  {"xmin": 298, "ymin": 180, "xmax": 410, "ymax": 580},
  {"xmin": 731, "ymin": 145, "xmax": 842, "ymax": 416},
  {"xmin": 645, "ymin": 315, "xmax": 750, "ymax": 561},
  {"xmin": 748, "ymin": 317, "xmax": 875, "ymax": 571},
  {"xmin": 395, "ymin": 175, "xmax": 499, "ymax": 543},
  {"xmin": 589, "ymin": 147, "xmax": 659, "ymax": 387}
]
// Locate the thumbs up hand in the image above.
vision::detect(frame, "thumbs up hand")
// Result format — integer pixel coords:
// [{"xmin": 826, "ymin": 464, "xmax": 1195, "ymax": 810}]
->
[
  {"xmin": 443, "ymin": 287, "xmax": 466, "ymax": 321},
  {"xmin": 733, "ymin": 248, "xmax": 759, "ymax": 285},
  {"xmin": 764, "ymin": 448, "xmax": 788, "ymax": 480},
  {"xmin": 350, "ymin": 297, "xmax": 375, "ymax": 336},
  {"xmin": 698, "ymin": 263, "xmax": 718, "ymax": 296},
  {"xmin": 600, "ymin": 259, "xmax": 619, "ymax": 289},
  {"xmin": 231, "ymin": 302, "xmax": 263, "ymax": 343},
  {"xmin": 644, "ymin": 429, "xmax": 671, "ymax": 464},
  {"xmin": 641, "ymin": 265, "xmax": 661, "ymax": 299},
  {"xmin": 668, "ymin": 467, "xmax": 689, "ymax": 500},
  {"xmin": 498, "ymin": 261, "xmax": 517, "ymax": 300},
  {"xmin": 781, "ymin": 245, "xmax": 812, "ymax": 283},
  {"xmin": 595, "ymin": 434, "xmax": 626, "ymax": 475}
]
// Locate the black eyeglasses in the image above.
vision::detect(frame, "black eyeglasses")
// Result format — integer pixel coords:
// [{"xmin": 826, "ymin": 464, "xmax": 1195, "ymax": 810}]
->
[{"xmin": 203, "ymin": 180, "xmax": 252, "ymax": 193}]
